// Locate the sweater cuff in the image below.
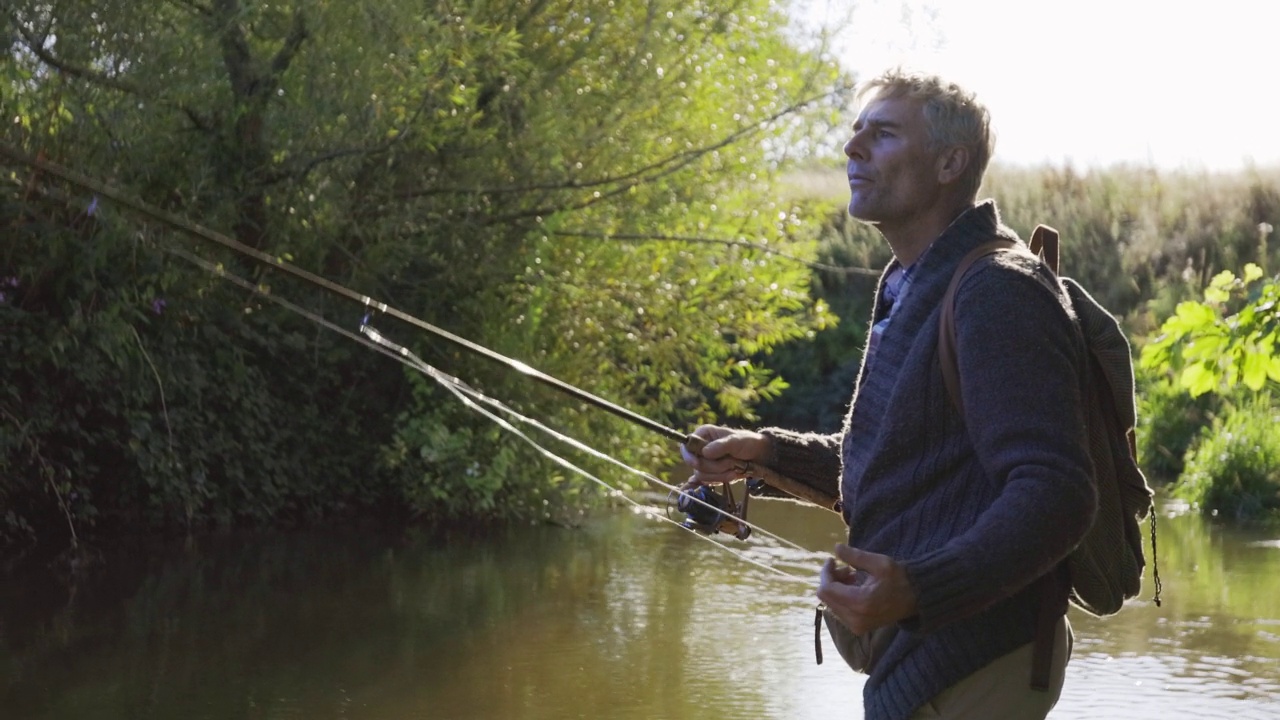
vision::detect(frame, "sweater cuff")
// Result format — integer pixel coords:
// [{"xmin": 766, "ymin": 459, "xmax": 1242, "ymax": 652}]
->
[
  {"xmin": 755, "ymin": 427, "xmax": 843, "ymax": 503},
  {"xmin": 759, "ymin": 427, "xmax": 839, "ymax": 474},
  {"xmin": 756, "ymin": 427, "xmax": 790, "ymax": 467},
  {"xmin": 901, "ymin": 546, "xmax": 981, "ymax": 634}
]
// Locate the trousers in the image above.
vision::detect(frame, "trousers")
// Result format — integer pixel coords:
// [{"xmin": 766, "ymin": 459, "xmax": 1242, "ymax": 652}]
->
[{"xmin": 908, "ymin": 615, "xmax": 1072, "ymax": 719}]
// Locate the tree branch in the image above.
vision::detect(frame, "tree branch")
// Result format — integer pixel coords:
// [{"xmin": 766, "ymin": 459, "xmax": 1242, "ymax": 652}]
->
[
  {"xmin": 550, "ymin": 231, "xmax": 880, "ymax": 276},
  {"xmin": 268, "ymin": 10, "xmax": 309, "ymax": 80},
  {"xmin": 212, "ymin": 0, "xmax": 254, "ymax": 98},
  {"xmin": 393, "ymin": 86, "xmax": 849, "ymax": 202},
  {"xmin": 11, "ymin": 10, "xmax": 215, "ymax": 132},
  {"xmin": 12, "ymin": 20, "xmax": 144, "ymax": 96}
]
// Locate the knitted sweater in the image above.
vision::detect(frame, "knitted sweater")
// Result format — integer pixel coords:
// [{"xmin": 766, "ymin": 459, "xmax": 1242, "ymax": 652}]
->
[{"xmin": 764, "ymin": 201, "xmax": 1097, "ymax": 720}]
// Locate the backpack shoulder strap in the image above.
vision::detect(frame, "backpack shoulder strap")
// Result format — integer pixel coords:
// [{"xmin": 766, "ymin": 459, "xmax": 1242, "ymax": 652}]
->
[
  {"xmin": 1029, "ymin": 224, "xmax": 1061, "ymax": 274},
  {"xmin": 938, "ymin": 239, "xmax": 1017, "ymax": 415}
]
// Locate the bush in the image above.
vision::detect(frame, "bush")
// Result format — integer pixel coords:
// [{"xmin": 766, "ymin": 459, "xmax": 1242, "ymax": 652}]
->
[
  {"xmin": 1176, "ymin": 395, "xmax": 1280, "ymax": 523},
  {"xmin": 0, "ymin": 188, "xmax": 400, "ymax": 547},
  {"xmin": 1135, "ymin": 368, "xmax": 1222, "ymax": 481}
]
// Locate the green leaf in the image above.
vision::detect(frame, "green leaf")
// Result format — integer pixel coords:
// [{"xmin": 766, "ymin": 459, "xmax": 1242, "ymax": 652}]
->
[
  {"xmin": 1182, "ymin": 331, "xmax": 1227, "ymax": 361},
  {"xmin": 1208, "ymin": 269, "xmax": 1237, "ymax": 291},
  {"xmin": 1180, "ymin": 362, "xmax": 1217, "ymax": 397},
  {"xmin": 1138, "ymin": 341, "xmax": 1170, "ymax": 371},
  {"xmin": 1204, "ymin": 285, "xmax": 1230, "ymax": 304},
  {"xmin": 1243, "ymin": 263, "xmax": 1265, "ymax": 284},
  {"xmin": 1242, "ymin": 350, "xmax": 1269, "ymax": 391},
  {"xmin": 1155, "ymin": 303, "xmax": 1217, "ymax": 349}
]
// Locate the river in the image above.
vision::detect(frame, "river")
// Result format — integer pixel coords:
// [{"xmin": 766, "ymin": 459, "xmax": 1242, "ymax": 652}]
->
[{"xmin": 2, "ymin": 495, "xmax": 1279, "ymax": 719}]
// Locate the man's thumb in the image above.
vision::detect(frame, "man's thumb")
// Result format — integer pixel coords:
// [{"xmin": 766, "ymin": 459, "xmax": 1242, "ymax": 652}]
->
[{"xmin": 833, "ymin": 544, "xmax": 886, "ymax": 574}]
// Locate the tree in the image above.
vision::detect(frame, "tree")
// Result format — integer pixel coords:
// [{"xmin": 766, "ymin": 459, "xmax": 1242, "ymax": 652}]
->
[{"xmin": 2, "ymin": 0, "xmax": 852, "ymax": 540}]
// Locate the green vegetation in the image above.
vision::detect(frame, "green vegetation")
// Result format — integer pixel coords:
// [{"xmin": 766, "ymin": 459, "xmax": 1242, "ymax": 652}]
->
[
  {"xmin": 1175, "ymin": 394, "xmax": 1280, "ymax": 524},
  {"xmin": 5, "ymin": 2, "xmax": 1280, "ymax": 550},
  {"xmin": 1133, "ymin": 368, "xmax": 1220, "ymax": 480},
  {"xmin": 763, "ymin": 164, "xmax": 1280, "ymax": 523},
  {"xmin": 1139, "ymin": 265, "xmax": 1280, "ymax": 523},
  {"xmin": 1140, "ymin": 265, "xmax": 1280, "ymax": 397},
  {"xmin": 1, "ymin": 0, "xmax": 848, "ymax": 549}
]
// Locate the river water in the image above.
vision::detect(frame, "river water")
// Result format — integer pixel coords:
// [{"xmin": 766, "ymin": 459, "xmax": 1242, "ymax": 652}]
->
[{"xmin": 2, "ymin": 495, "xmax": 1279, "ymax": 719}]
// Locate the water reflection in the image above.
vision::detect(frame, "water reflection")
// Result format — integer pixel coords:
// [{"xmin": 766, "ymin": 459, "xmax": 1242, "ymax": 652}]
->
[
  {"xmin": 1060, "ymin": 501, "xmax": 1280, "ymax": 719},
  {"xmin": 1, "ymin": 497, "xmax": 1278, "ymax": 719}
]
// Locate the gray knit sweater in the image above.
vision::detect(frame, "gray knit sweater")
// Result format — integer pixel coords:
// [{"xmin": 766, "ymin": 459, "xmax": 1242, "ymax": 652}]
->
[{"xmin": 764, "ymin": 201, "xmax": 1097, "ymax": 720}]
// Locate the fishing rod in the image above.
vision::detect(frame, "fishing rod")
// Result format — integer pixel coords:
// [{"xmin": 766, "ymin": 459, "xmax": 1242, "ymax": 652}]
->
[
  {"xmin": 0, "ymin": 142, "xmax": 840, "ymax": 521},
  {"xmin": 165, "ymin": 245, "xmax": 805, "ymax": 558}
]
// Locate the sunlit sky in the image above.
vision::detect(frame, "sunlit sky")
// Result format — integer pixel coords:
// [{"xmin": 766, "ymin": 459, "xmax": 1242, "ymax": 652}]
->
[{"xmin": 796, "ymin": 0, "xmax": 1280, "ymax": 171}]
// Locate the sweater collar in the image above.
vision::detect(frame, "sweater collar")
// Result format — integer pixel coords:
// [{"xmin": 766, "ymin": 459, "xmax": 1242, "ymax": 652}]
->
[{"xmin": 903, "ymin": 200, "xmax": 1014, "ymax": 282}]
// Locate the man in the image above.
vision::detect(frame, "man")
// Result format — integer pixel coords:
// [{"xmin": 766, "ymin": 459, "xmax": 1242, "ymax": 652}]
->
[{"xmin": 685, "ymin": 70, "xmax": 1097, "ymax": 719}]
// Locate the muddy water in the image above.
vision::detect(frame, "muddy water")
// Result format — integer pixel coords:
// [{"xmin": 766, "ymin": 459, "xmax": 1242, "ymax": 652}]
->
[{"xmin": 2, "ymin": 496, "xmax": 1278, "ymax": 719}]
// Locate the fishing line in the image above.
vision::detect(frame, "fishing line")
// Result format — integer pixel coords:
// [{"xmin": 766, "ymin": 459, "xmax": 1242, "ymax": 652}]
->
[
  {"xmin": 358, "ymin": 324, "xmax": 819, "ymax": 567},
  {"xmin": 5, "ymin": 143, "xmax": 840, "ymax": 582},
  {"xmin": 1, "ymin": 143, "xmax": 840, "ymax": 512},
  {"xmin": 165, "ymin": 245, "xmax": 820, "ymax": 583},
  {"xmin": 371, "ymin": 328, "xmax": 817, "ymax": 584},
  {"xmin": 0, "ymin": 144, "xmax": 685, "ymax": 445}
]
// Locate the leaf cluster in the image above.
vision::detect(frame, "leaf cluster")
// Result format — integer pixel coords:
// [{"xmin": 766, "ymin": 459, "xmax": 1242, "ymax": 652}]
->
[{"xmin": 1140, "ymin": 265, "xmax": 1280, "ymax": 397}]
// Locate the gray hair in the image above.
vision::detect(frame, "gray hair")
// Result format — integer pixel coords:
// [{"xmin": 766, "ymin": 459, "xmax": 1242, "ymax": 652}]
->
[{"xmin": 859, "ymin": 69, "xmax": 995, "ymax": 200}]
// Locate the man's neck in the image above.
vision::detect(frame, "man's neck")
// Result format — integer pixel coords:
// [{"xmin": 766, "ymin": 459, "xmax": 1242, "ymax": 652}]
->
[{"xmin": 881, "ymin": 200, "xmax": 975, "ymax": 267}]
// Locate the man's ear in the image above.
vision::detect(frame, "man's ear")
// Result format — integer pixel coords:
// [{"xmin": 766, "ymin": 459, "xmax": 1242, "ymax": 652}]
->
[{"xmin": 936, "ymin": 146, "xmax": 970, "ymax": 186}]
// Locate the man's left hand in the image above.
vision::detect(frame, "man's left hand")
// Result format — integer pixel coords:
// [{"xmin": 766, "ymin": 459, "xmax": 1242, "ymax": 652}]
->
[{"xmin": 817, "ymin": 544, "xmax": 919, "ymax": 635}]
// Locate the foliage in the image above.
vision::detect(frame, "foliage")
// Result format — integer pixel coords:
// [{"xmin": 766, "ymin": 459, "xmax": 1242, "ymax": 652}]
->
[
  {"xmin": 0, "ymin": 187, "xmax": 398, "ymax": 547},
  {"xmin": 755, "ymin": 195, "xmax": 888, "ymax": 431},
  {"xmin": 1, "ymin": 0, "xmax": 849, "ymax": 548},
  {"xmin": 765, "ymin": 164, "xmax": 1280, "ymax": 442},
  {"xmin": 1139, "ymin": 264, "xmax": 1280, "ymax": 397},
  {"xmin": 1134, "ymin": 367, "xmax": 1222, "ymax": 480},
  {"xmin": 1136, "ymin": 263, "xmax": 1280, "ymax": 520},
  {"xmin": 1175, "ymin": 394, "xmax": 1280, "ymax": 524},
  {"xmin": 985, "ymin": 165, "xmax": 1280, "ymax": 329}
]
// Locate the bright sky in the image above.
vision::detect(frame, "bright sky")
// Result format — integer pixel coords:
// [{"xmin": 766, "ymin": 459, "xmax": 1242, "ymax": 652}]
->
[{"xmin": 798, "ymin": 0, "xmax": 1280, "ymax": 171}]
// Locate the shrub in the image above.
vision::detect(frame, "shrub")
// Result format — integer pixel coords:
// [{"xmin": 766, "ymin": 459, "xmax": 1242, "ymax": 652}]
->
[
  {"xmin": 1135, "ymin": 368, "xmax": 1222, "ymax": 481},
  {"xmin": 1176, "ymin": 395, "xmax": 1280, "ymax": 523}
]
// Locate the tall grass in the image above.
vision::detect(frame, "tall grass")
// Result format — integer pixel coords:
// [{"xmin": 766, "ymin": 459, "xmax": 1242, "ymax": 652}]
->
[{"xmin": 786, "ymin": 161, "xmax": 1280, "ymax": 318}]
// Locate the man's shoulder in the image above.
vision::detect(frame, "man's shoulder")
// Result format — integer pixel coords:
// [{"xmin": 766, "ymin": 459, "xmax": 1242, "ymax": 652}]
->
[{"xmin": 957, "ymin": 248, "xmax": 1074, "ymax": 319}]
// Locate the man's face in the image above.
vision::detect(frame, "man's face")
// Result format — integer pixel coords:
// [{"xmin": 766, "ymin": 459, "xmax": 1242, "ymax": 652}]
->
[{"xmin": 843, "ymin": 95, "xmax": 945, "ymax": 227}]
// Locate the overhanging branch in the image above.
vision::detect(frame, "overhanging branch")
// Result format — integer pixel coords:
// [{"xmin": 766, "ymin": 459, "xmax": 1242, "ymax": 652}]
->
[
  {"xmin": 550, "ymin": 231, "xmax": 879, "ymax": 276},
  {"xmin": 393, "ymin": 85, "xmax": 851, "ymax": 202},
  {"xmin": 12, "ymin": 20, "xmax": 144, "ymax": 96}
]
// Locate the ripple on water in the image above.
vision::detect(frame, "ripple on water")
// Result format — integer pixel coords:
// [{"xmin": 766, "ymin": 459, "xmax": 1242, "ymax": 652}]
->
[{"xmin": 1057, "ymin": 652, "xmax": 1280, "ymax": 720}]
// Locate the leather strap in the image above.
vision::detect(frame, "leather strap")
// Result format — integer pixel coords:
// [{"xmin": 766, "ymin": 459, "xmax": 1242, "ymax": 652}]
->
[
  {"xmin": 815, "ymin": 606, "xmax": 825, "ymax": 665},
  {"xmin": 1031, "ymin": 566, "xmax": 1069, "ymax": 691},
  {"xmin": 938, "ymin": 228, "xmax": 1070, "ymax": 692},
  {"xmin": 938, "ymin": 240, "xmax": 1016, "ymax": 415},
  {"xmin": 1028, "ymin": 225, "xmax": 1060, "ymax": 274}
]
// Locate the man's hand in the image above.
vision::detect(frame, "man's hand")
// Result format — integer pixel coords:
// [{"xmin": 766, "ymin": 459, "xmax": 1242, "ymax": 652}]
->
[
  {"xmin": 817, "ymin": 544, "xmax": 919, "ymax": 635},
  {"xmin": 681, "ymin": 424, "xmax": 773, "ymax": 486}
]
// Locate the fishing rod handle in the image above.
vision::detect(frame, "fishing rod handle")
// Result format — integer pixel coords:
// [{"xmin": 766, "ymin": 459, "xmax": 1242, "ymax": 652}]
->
[
  {"xmin": 683, "ymin": 433, "xmax": 708, "ymax": 455},
  {"xmin": 739, "ymin": 462, "xmax": 841, "ymax": 513},
  {"xmin": 681, "ymin": 433, "xmax": 840, "ymax": 512}
]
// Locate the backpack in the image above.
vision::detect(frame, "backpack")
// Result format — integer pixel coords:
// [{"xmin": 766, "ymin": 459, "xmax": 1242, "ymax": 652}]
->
[{"xmin": 937, "ymin": 225, "xmax": 1162, "ymax": 686}]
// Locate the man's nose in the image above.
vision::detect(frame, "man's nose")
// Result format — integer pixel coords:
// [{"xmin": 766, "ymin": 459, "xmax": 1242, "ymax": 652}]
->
[{"xmin": 844, "ymin": 132, "xmax": 866, "ymax": 161}]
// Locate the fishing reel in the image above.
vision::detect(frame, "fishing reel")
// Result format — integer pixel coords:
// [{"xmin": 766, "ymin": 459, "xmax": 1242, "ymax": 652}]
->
[{"xmin": 671, "ymin": 479, "xmax": 768, "ymax": 540}]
